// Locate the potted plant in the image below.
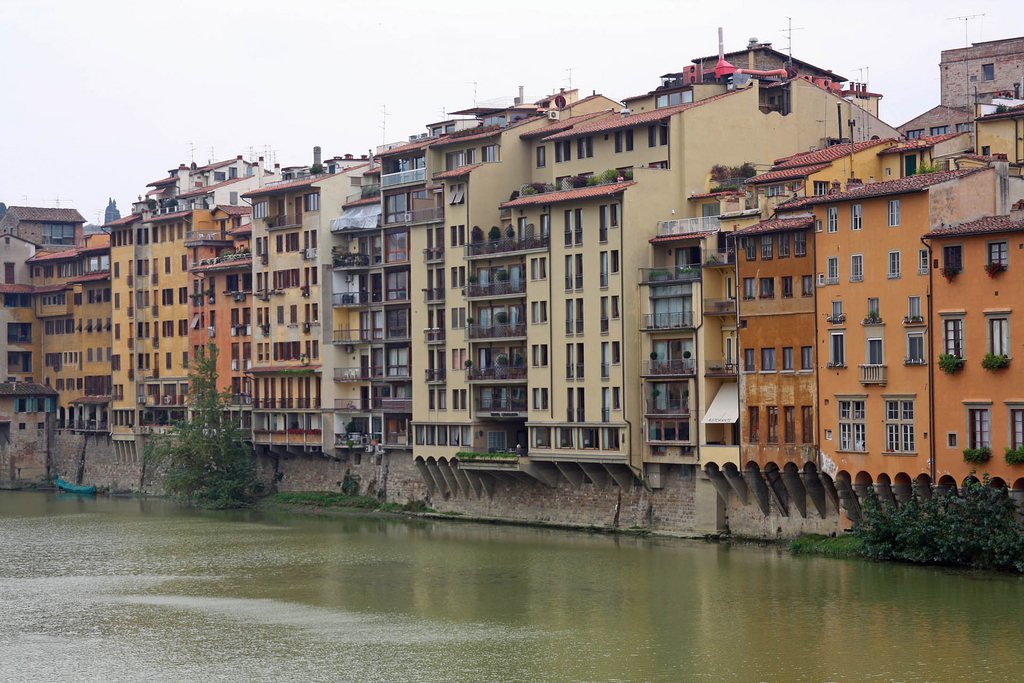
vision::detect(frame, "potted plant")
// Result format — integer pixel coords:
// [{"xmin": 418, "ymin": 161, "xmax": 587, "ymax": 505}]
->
[
  {"xmin": 682, "ymin": 350, "xmax": 691, "ymax": 359},
  {"xmin": 962, "ymin": 446, "xmax": 991, "ymax": 464},
  {"xmin": 466, "ymin": 316, "xmax": 474, "ymax": 324},
  {"xmin": 488, "ymin": 226, "xmax": 502, "ymax": 241},
  {"xmin": 467, "ymin": 274, "xmax": 478, "ymax": 284},
  {"xmin": 941, "ymin": 264, "xmax": 961, "ymax": 283},
  {"xmin": 495, "ymin": 311, "xmax": 508, "ymax": 324},
  {"xmin": 938, "ymin": 353, "xmax": 965, "ymax": 374},
  {"xmin": 464, "ymin": 360, "xmax": 473, "ymax": 369},
  {"xmin": 650, "ymin": 351, "xmax": 659, "ymax": 360},
  {"xmin": 903, "ymin": 315, "xmax": 924, "ymax": 324},
  {"xmin": 1005, "ymin": 446, "xmax": 1024, "ymax": 465},
  {"xmin": 147, "ymin": 198, "xmax": 157, "ymax": 210},
  {"xmin": 495, "ymin": 353, "xmax": 509, "ymax": 366},
  {"xmin": 505, "ymin": 226, "xmax": 515, "ymax": 239},
  {"xmin": 495, "ymin": 269, "xmax": 508, "ymax": 281},
  {"xmin": 985, "ymin": 261, "xmax": 1007, "ymax": 278},
  {"xmin": 981, "ymin": 352, "xmax": 1010, "ymax": 370}
]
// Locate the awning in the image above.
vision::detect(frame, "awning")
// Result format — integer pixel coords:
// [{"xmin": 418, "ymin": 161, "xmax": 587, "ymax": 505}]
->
[
  {"xmin": 331, "ymin": 203, "xmax": 381, "ymax": 231},
  {"xmin": 702, "ymin": 383, "xmax": 739, "ymax": 424}
]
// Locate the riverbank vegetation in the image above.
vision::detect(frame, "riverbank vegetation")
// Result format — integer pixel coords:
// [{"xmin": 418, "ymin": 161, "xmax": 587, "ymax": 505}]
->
[
  {"xmin": 259, "ymin": 491, "xmax": 433, "ymax": 513},
  {"xmin": 146, "ymin": 343, "xmax": 261, "ymax": 509},
  {"xmin": 792, "ymin": 476, "xmax": 1024, "ymax": 572}
]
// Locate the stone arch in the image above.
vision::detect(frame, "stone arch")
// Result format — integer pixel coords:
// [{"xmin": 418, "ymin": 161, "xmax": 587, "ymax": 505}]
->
[
  {"xmin": 892, "ymin": 472, "xmax": 914, "ymax": 503},
  {"xmin": 990, "ymin": 477, "xmax": 1007, "ymax": 489},
  {"xmin": 961, "ymin": 474, "xmax": 981, "ymax": 488},
  {"xmin": 913, "ymin": 472, "xmax": 932, "ymax": 501},
  {"xmin": 1012, "ymin": 478, "xmax": 1024, "ymax": 490},
  {"xmin": 935, "ymin": 474, "xmax": 958, "ymax": 497}
]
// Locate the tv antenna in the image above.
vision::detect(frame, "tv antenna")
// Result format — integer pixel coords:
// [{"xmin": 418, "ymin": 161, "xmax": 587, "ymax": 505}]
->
[
  {"xmin": 208, "ymin": 146, "xmax": 216, "ymax": 164},
  {"xmin": 565, "ymin": 67, "xmax": 576, "ymax": 92},
  {"xmin": 947, "ymin": 14, "xmax": 984, "ymax": 47},
  {"xmin": 466, "ymin": 81, "xmax": 478, "ymax": 107},
  {"xmin": 780, "ymin": 17, "xmax": 804, "ymax": 59},
  {"xmin": 43, "ymin": 194, "xmax": 73, "ymax": 208},
  {"xmin": 186, "ymin": 142, "xmax": 196, "ymax": 164},
  {"xmin": 379, "ymin": 104, "xmax": 389, "ymax": 146}
]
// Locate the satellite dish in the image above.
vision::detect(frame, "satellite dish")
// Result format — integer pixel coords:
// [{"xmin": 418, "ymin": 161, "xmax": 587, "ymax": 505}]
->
[{"xmin": 554, "ymin": 95, "xmax": 567, "ymax": 110}]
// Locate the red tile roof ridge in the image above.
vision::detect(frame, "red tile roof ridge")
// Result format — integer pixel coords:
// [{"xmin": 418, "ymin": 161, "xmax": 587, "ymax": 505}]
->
[
  {"xmin": 649, "ymin": 230, "xmax": 719, "ymax": 244},
  {"xmin": 773, "ymin": 137, "xmax": 894, "ymax": 169},
  {"xmin": 432, "ymin": 164, "xmax": 482, "ymax": 180},
  {"xmin": 144, "ymin": 209, "xmax": 192, "ymax": 222},
  {"xmin": 500, "ymin": 181, "xmax": 634, "ymax": 208},
  {"xmin": 978, "ymin": 103, "xmax": 1024, "ymax": 121},
  {"xmin": 876, "ymin": 132, "xmax": 965, "ymax": 155},
  {"xmin": 146, "ymin": 176, "xmax": 179, "ymax": 187},
  {"xmin": 0, "ymin": 284, "xmax": 36, "ymax": 294},
  {"xmin": 27, "ymin": 248, "xmax": 82, "ymax": 262},
  {"xmin": 5, "ymin": 206, "xmax": 86, "ymax": 223},
  {"xmin": 377, "ymin": 137, "xmax": 436, "ymax": 157},
  {"xmin": 343, "ymin": 196, "xmax": 381, "ymax": 209},
  {"xmin": 688, "ymin": 189, "xmax": 745, "ymax": 200},
  {"xmin": 746, "ymin": 163, "xmax": 832, "ymax": 185},
  {"xmin": 734, "ymin": 215, "xmax": 815, "ymax": 236},
  {"xmin": 102, "ymin": 213, "xmax": 142, "ymax": 228},
  {"xmin": 518, "ymin": 110, "xmax": 614, "ymax": 139},
  {"xmin": 777, "ymin": 168, "xmax": 985, "ymax": 209},
  {"xmin": 65, "ymin": 271, "xmax": 111, "ymax": 284},
  {"xmin": 190, "ymin": 157, "xmax": 244, "ymax": 174},
  {"xmin": 241, "ymin": 173, "xmax": 339, "ymax": 199},
  {"xmin": 177, "ymin": 176, "xmax": 248, "ymax": 198},
  {"xmin": 925, "ymin": 214, "xmax": 1024, "ymax": 238},
  {"xmin": 214, "ymin": 205, "xmax": 252, "ymax": 215}
]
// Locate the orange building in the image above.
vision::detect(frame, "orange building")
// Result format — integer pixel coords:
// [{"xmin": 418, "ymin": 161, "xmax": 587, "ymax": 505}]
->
[
  {"xmin": 777, "ymin": 166, "xmax": 1004, "ymax": 517},
  {"xmin": 733, "ymin": 215, "xmax": 821, "ymax": 515},
  {"xmin": 924, "ymin": 202, "xmax": 1024, "ymax": 491}
]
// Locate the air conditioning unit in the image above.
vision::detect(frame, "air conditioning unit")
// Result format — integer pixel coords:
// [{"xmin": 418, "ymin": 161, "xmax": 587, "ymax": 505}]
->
[
  {"xmin": 305, "ymin": 248, "xmax": 317, "ymax": 260},
  {"xmin": 361, "ymin": 435, "xmax": 372, "ymax": 445},
  {"xmin": 137, "ymin": 395, "xmax": 147, "ymax": 404},
  {"xmin": 817, "ymin": 273, "xmax": 826, "ymax": 287},
  {"xmin": 344, "ymin": 344, "xmax": 354, "ymax": 353},
  {"xmin": 547, "ymin": 110, "xmax": 559, "ymax": 120},
  {"xmin": 302, "ymin": 322, "xmax": 311, "ymax": 333}
]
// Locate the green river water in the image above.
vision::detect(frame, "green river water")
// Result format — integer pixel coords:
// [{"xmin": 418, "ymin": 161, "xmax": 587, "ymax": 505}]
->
[{"xmin": 1, "ymin": 491, "xmax": 1022, "ymax": 682}]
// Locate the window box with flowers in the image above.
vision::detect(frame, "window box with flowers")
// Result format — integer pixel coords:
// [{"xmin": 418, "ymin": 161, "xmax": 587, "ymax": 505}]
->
[
  {"xmin": 941, "ymin": 264, "xmax": 962, "ymax": 283},
  {"xmin": 862, "ymin": 312, "xmax": 883, "ymax": 325},
  {"xmin": 985, "ymin": 262, "xmax": 1007, "ymax": 278},
  {"xmin": 980, "ymin": 353, "xmax": 1010, "ymax": 370},
  {"xmin": 962, "ymin": 446, "xmax": 991, "ymax": 464},
  {"xmin": 938, "ymin": 353, "xmax": 965, "ymax": 374},
  {"xmin": 825, "ymin": 361, "xmax": 846, "ymax": 369},
  {"xmin": 902, "ymin": 315, "xmax": 925, "ymax": 325},
  {"xmin": 742, "ymin": 295, "xmax": 755, "ymax": 301},
  {"xmin": 1005, "ymin": 447, "xmax": 1024, "ymax": 465}
]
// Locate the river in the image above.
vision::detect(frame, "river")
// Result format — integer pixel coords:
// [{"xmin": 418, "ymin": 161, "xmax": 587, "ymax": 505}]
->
[{"xmin": 1, "ymin": 491, "xmax": 1022, "ymax": 682}]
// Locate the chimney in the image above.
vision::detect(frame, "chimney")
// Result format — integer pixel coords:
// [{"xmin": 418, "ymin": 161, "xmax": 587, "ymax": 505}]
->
[
  {"xmin": 1010, "ymin": 200, "xmax": 1024, "ymax": 222},
  {"xmin": 845, "ymin": 177, "xmax": 863, "ymax": 191},
  {"xmin": 236, "ymin": 155, "xmax": 243, "ymax": 160},
  {"xmin": 344, "ymin": 153, "xmax": 353, "ymax": 160},
  {"xmin": 179, "ymin": 164, "xmax": 187, "ymax": 170},
  {"xmin": 313, "ymin": 146, "xmax": 322, "ymax": 166},
  {"xmin": 258, "ymin": 156, "xmax": 264, "ymax": 162},
  {"xmin": 620, "ymin": 108, "xmax": 631, "ymax": 118},
  {"xmin": 274, "ymin": 163, "xmax": 280, "ymax": 170},
  {"xmin": 829, "ymin": 180, "xmax": 841, "ymax": 195},
  {"xmin": 517, "ymin": 85, "xmax": 524, "ymax": 105}
]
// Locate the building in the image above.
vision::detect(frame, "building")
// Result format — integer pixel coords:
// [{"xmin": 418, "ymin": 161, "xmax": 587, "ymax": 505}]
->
[
  {"xmin": 0, "ymin": 382, "xmax": 57, "ymax": 486},
  {"xmin": 975, "ymin": 103, "xmax": 1024, "ymax": 165},
  {"xmin": 0, "ymin": 206, "xmax": 85, "ymax": 251},
  {"xmin": 924, "ymin": 200, "xmax": 1024, "ymax": 491},
  {"xmin": 1, "ymin": 234, "xmax": 39, "ymax": 383}
]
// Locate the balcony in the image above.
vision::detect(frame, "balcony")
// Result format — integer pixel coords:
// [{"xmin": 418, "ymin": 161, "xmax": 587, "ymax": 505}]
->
[
  {"xmin": 467, "ymin": 322, "xmax": 527, "ymax": 340},
  {"xmin": 385, "ymin": 326, "xmax": 410, "ymax": 342},
  {"xmin": 378, "ymin": 365, "xmax": 411, "ymax": 380},
  {"xmin": 381, "ymin": 167, "xmax": 426, "ymax": 188},
  {"xmin": 332, "ymin": 252, "xmax": 372, "ymax": 269},
  {"xmin": 826, "ymin": 313, "xmax": 846, "ymax": 324},
  {"xmin": 641, "ymin": 359, "xmax": 696, "ymax": 377},
  {"xmin": 384, "ymin": 290, "xmax": 410, "ymax": 304},
  {"xmin": 385, "ymin": 206, "xmax": 444, "ymax": 225},
  {"xmin": 703, "ymin": 298, "xmax": 736, "ymax": 315},
  {"xmin": 424, "ymin": 368, "xmax": 447, "ymax": 382},
  {"xmin": 264, "ymin": 213, "xmax": 304, "ymax": 230},
  {"xmin": 639, "ymin": 266, "xmax": 702, "ymax": 285},
  {"xmin": 640, "ymin": 312, "xmax": 694, "ymax": 330},
  {"xmin": 475, "ymin": 397, "xmax": 528, "ymax": 417},
  {"xmin": 230, "ymin": 393, "xmax": 253, "ymax": 406},
  {"xmin": 645, "ymin": 399, "xmax": 690, "ymax": 416},
  {"xmin": 466, "ymin": 365, "xmax": 528, "ymax": 382},
  {"xmin": 253, "ymin": 429, "xmax": 322, "ymax": 446},
  {"xmin": 465, "ymin": 279, "xmax": 527, "ymax": 299},
  {"xmin": 333, "ymin": 291, "xmax": 371, "ymax": 307},
  {"xmin": 70, "ymin": 420, "xmax": 110, "ymax": 433},
  {"xmin": 424, "ymin": 328, "xmax": 446, "ymax": 344},
  {"xmin": 657, "ymin": 216, "xmax": 720, "ymax": 237},
  {"xmin": 332, "ymin": 328, "xmax": 382, "ymax": 344},
  {"xmin": 374, "ymin": 397, "xmax": 413, "ymax": 412},
  {"xmin": 423, "ymin": 287, "xmax": 445, "ymax": 303},
  {"xmin": 464, "ymin": 234, "xmax": 549, "ymax": 259},
  {"xmin": 859, "ymin": 364, "xmax": 887, "ymax": 385},
  {"xmin": 702, "ymin": 250, "xmax": 735, "ymax": 267},
  {"xmin": 423, "ymin": 247, "xmax": 445, "ymax": 262},
  {"xmin": 184, "ymin": 229, "xmax": 231, "ymax": 246},
  {"xmin": 334, "ymin": 397, "xmax": 372, "ymax": 412},
  {"xmin": 704, "ymin": 359, "xmax": 738, "ymax": 377},
  {"xmin": 334, "ymin": 367, "xmax": 372, "ymax": 382}
]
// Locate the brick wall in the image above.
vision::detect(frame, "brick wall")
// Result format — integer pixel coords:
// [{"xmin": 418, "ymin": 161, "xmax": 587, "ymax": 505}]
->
[
  {"xmin": 50, "ymin": 432, "xmax": 152, "ymax": 493},
  {"xmin": 941, "ymin": 38, "xmax": 1024, "ymax": 108},
  {"xmin": 0, "ymin": 415, "xmax": 53, "ymax": 486}
]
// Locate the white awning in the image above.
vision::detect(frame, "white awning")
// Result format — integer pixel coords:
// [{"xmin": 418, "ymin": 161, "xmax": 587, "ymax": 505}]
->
[
  {"xmin": 702, "ymin": 383, "xmax": 739, "ymax": 424},
  {"xmin": 331, "ymin": 203, "xmax": 381, "ymax": 231}
]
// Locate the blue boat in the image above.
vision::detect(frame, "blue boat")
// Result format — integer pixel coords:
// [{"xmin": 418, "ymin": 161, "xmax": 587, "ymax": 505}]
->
[{"xmin": 54, "ymin": 477, "xmax": 97, "ymax": 495}]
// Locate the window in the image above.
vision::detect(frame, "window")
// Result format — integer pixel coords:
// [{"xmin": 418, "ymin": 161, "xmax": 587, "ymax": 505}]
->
[
  {"xmin": 838, "ymin": 400, "xmax": 866, "ymax": 451},
  {"xmin": 826, "ymin": 206, "xmax": 838, "ymax": 233},
  {"xmin": 625, "ymin": 129, "xmax": 633, "ymax": 151},
  {"xmin": 782, "ymin": 347, "xmax": 794, "ymax": 371},
  {"xmin": 482, "ymin": 144, "xmax": 499, "ymax": 163},
  {"xmin": 867, "ymin": 297, "xmax": 880, "ymax": 319},
  {"xmin": 794, "ymin": 230, "xmax": 807, "ymax": 257},
  {"xmin": 536, "ymin": 146, "xmax": 546, "ymax": 167},
  {"xmin": 801, "ymin": 406, "xmax": 814, "ymax": 443},
  {"xmin": 850, "ymin": 254, "xmax": 863, "ymax": 282},
  {"xmin": 887, "ymin": 199, "xmax": 900, "ymax": 227},
  {"xmin": 813, "ymin": 181, "xmax": 829, "ymax": 196},
  {"xmin": 765, "ymin": 406, "xmax": 779, "ymax": 443},
  {"xmin": 748, "ymin": 407, "xmax": 760, "ymax": 442},
  {"xmin": 907, "ymin": 333, "xmax": 925, "ymax": 363},
  {"xmin": 988, "ymin": 316, "xmax": 1010, "ymax": 356},
  {"xmin": 801, "ymin": 275, "xmax": 813, "ymax": 297},
  {"xmin": 744, "ymin": 348, "xmax": 756, "ymax": 372},
  {"xmin": 783, "ymin": 406, "xmax": 796, "ymax": 443},
  {"xmin": 982, "ymin": 63, "xmax": 994, "ymax": 81},
  {"xmin": 303, "ymin": 193, "xmax": 319, "ymax": 212},
  {"xmin": 744, "ymin": 238, "xmax": 757, "ymax": 261},
  {"xmin": 907, "ymin": 296, "xmax": 921, "ymax": 320},
  {"xmin": 943, "ymin": 317, "xmax": 964, "ymax": 357},
  {"xmin": 968, "ymin": 407, "xmax": 990, "ymax": 449},
  {"xmin": 906, "ymin": 129, "xmax": 923, "ymax": 140},
  {"xmin": 943, "ymin": 245, "xmax": 963, "ymax": 272},
  {"xmin": 885, "ymin": 400, "xmax": 915, "ymax": 453},
  {"xmin": 42, "ymin": 223, "xmax": 76, "ymax": 245},
  {"xmin": 554, "ymin": 140, "xmax": 571, "ymax": 163},
  {"xmin": 827, "ymin": 257, "xmax": 839, "ymax": 284},
  {"xmin": 1011, "ymin": 408, "xmax": 1024, "ymax": 450},
  {"xmin": 918, "ymin": 249, "xmax": 929, "ymax": 275},
  {"xmin": 254, "ymin": 201, "xmax": 268, "ymax": 219},
  {"xmin": 888, "ymin": 250, "xmax": 901, "ymax": 279},
  {"xmin": 830, "ymin": 332, "xmax": 846, "ymax": 367},
  {"xmin": 759, "ymin": 277, "xmax": 774, "ymax": 299},
  {"xmin": 777, "ymin": 232, "xmax": 790, "ymax": 258},
  {"xmin": 761, "ymin": 348, "xmax": 776, "ymax": 371},
  {"xmin": 781, "ymin": 276, "xmax": 793, "ymax": 298},
  {"xmin": 743, "ymin": 277, "xmax": 756, "ymax": 300},
  {"xmin": 930, "ymin": 125, "xmax": 949, "ymax": 136},
  {"xmin": 850, "ymin": 204, "xmax": 862, "ymax": 231},
  {"xmin": 760, "ymin": 235, "xmax": 773, "ymax": 260},
  {"xmin": 988, "ymin": 241, "xmax": 1008, "ymax": 267},
  {"xmin": 576, "ymin": 136, "xmax": 594, "ymax": 159},
  {"xmin": 533, "ymin": 388, "xmax": 549, "ymax": 410},
  {"xmin": 801, "ymin": 346, "xmax": 813, "ymax": 370}
]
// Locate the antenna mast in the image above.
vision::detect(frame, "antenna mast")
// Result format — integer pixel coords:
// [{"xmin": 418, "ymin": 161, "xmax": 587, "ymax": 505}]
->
[{"xmin": 781, "ymin": 17, "xmax": 804, "ymax": 60}]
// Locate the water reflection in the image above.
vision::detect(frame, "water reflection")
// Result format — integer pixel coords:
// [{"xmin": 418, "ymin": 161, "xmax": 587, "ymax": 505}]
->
[{"xmin": 1, "ymin": 491, "xmax": 1022, "ymax": 682}]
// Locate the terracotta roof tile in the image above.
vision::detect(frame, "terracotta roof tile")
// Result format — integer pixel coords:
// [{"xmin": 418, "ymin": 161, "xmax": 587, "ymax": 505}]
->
[
  {"xmin": 65, "ymin": 271, "xmax": 111, "ymax": 284},
  {"xmin": 377, "ymin": 137, "xmax": 435, "ymax": 157},
  {"xmin": 190, "ymin": 158, "xmax": 242, "ymax": 174},
  {"xmin": 746, "ymin": 163, "xmax": 832, "ymax": 185},
  {"xmin": 27, "ymin": 248, "xmax": 82, "ymax": 262},
  {"xmin": 773, "ymin": 138, "xmax": 893, "ymax": 168},
  {"xmin": 540, "ymin": 90, "xmax": 744, "ymax": 142},
  {"xmin": 960, "ymin": 153, "xmax": 1009, "ymax": 162},
  {"xmin": 500, "ymin": 181, "xmax": 634, "ymax": 209},
  {"xmin": 343, "ymin": 196, "xmax": 381, "ymax": 208},
  {"xmin": 649, "ymin": 230, "xmax": 718, "ymax": 244},
  {"xmin": 214, "ymin": 205, "xmax": 251, "ymax": 216},
  {"xmin": 687, "ymin": 189, "xmax": 744, "ymax": 200},
  {"xmin": 364, "ymin": 166, "xmax": 381, "ymax": 175},
  {"xmin": 241, "ymin": 174, "xmax": 338, "ymax": 199},
  {"xmin": 4, "ymin": 206, "xmax": 85, "ymax": 223},
  {"xmin": 103, "ymin": 213, "xmax": 142, "ymax": 228},
  {"xmin": 146, "ymin": 176, "xmax": 179, "ymax": 187},
  {"xmin": 778, "ymin": 168, "xmax": 984, "ymax": 209},
  {"xmin": 68, "ymin": 396, "xmax": 111, "ymax": 404},
  {"xmin": 519, "ymin": 110, "xmax": 614, "ymax": 139},
  {"xmin": 144, "ymin": 209, "xmax": 192, "ymax": 222},
  {"xmin": 228, "ymin": 225, "xmax": 251, "ymax": 236},
  {"xmin": 32, "ymin": 284, "xmax": 68, "ymax": 293},
  {"xmin": 432, "ymin": 164, "xmax": 482, "ymax": 180},
  {"xmin": 0, "ymin": 284, "xmax": 36, "ymax": 294},
  {"xmin": 978, "ymin": 103, "xmax": 1024, "ymax": 121},
  {"xmin": 0, "ymin": 382, "xmax": 57, "ymax": 396},
  {"xmin": 925, "ymin": 214, "xmax": 1024, "ymax": 238},
  {"xmin": 177, "ymin": 177, "xmax": 247, "ymax": 199},
  {"xmin": 734, "ymin": 215, "xmax": 815, "ymax": 236},
  {"xmin": 877, "ymin": 132, "xmax": 966, "ymax": 155}
]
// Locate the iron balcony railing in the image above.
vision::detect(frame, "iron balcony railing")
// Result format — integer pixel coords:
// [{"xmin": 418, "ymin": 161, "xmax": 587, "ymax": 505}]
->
[
  {"xmin": 657, "ymin": 216, "xmax": 720, "ymax": 236},
  {"xmin": 424, "ymin": 328, "xmax": 446, "ymax": 343},
  {"xmin": 424, "ymin": 368, "xmax": 447, "ymax": 382},
  {"xmin": 464, "ymin": 234, "xmax": 549, "ymax": 258},
  {"xmin": 703, "ymin": 298, "xmax": 737, "ymax": 315},
  {"xmin": 265, "ymin": 213, "xmax": 304, "ymax": 230},
  {"xmin": 705, "ymin": 359, "xmax": 738, "ymax": 376},
  {"xmin": 334, "ymin": 367, "xmax": 373, "ymax": 382},
  {"xmin": 334, "ymin": 398, "xmax": 372, "ymax": 411},
  {"xmin": 642, "ymin": 359, "xmax": 696, "ymax": 376},
  {"xmin": 646, "ymin": 399, "xmax": 690, "ymax": 415},
  {"xmin": 466, "ymin": 322, "xmax": 527, "ymax": 339},
  {"xmin": 332, "ymin": 328, "xmax": 382, "ymax": 344},
  {"xmin": 702, "ymin": 250, "xmax": 735, "ymax": 267},
  {"xmin": 381, "ymin": 167, "xmax": 426, "ymax": 187},
  {"xmin": 466, "ymin": 365, "xmax": 528, "ymax": 381},
  {"xmin": 184, "ymin": 229, "xmax": 230, "ymax": 244},
  {"xmin": 385, "ymin": 205, "xmax": 444, "ymax": 225},
  {"xmin": 423, "ymin": 287, "xmax": 445, "ymax": 302},
  {"xmin": 639, "ymin": 266, "xmax": 702, "ymax": 285},
  {"xmin": 475, "ymin": 397, "xmax": 528, "ymax": 413},
  {"xmin": 333, "ymin": 291, "xmax": 371, "ymax": 307},
  {"xmin": 640, "ymin": 311, "xmax": 694, "ymax": 330},
  {"xmin": 465, "ymin": 279, "xmax": 526, "ymax": 298},
  {"xmin": 332, "ymin": 253, "xmax": 372, "ymax": 269},
  {"xmin": 423, "ymin": 246, "xmax": 445, "ymax": 262}
]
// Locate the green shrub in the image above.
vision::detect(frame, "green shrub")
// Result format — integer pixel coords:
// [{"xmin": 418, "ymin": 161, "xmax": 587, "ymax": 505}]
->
[
  {"xmin": 981, "ymin": 353, "xmax": 1010, "ymax": 370},
  {"xmin": 521, "ymin": 186, "xmax": 539, "ymax": 195},
  {"xmin": 963, "ymin": 447, "xmax": 991, "ymax": 464},
  {"xmin": 1005, "ymin": 447, "xmax": 1024, "ymax": 465},
  {"xmin": 938, "ymin": 353, "xmax": 965, "ymax": 374}
]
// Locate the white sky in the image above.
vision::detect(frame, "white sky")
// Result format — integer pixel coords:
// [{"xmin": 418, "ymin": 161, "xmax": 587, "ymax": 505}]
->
[{"xmin": 0, "ymin": 0, "xmax": 1017, "ymax": 224}]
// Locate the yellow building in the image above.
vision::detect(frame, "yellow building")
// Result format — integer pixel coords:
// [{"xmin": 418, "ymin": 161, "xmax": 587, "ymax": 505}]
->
[
  {"xmin": 975, "ymin": 103, "xmax": 1024, "ymax": 172},
  {"xmin": 2, "ymin": 234, "xmax": 39, "ymax": 384}
]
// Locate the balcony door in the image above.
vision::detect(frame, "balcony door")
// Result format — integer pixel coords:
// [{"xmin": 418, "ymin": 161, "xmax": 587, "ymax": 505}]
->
[{"xmin": 867, "ymin": 338, "xmax": 883, "ymax": 365}]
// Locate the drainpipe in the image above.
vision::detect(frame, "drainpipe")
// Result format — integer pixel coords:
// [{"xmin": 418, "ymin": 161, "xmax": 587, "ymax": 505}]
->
[
  {"xmin": 812, "ymin": 215, "xmax": 822, "ymax": 473},
  {"xmin": 920, "ymin": 235, "xmax": 936, "ymax": 487},
  {"xmin": 619, "ymin": 193, "xmax": 641, "ymax": 481}
]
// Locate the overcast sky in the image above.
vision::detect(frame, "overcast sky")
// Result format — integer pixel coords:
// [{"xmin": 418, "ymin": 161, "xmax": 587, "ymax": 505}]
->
[{"xmin": 0, "ymin": 0, "xmax": 1017, "ymax": 224}]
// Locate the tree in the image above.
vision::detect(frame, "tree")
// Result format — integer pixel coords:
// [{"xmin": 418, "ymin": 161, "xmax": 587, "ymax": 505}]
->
[
  {"xmin": 147, "ymin": 341, "xmax": 260, "ymax": 507},
  {"xmin": 0, "ymin": 202, "xmax": 6, "ymax": 220}
]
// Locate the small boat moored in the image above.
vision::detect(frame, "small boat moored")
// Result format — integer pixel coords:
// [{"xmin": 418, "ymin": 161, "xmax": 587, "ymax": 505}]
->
[{"xmin": 54, "ymin": 477, "xmax": 97, "ymax": 495}]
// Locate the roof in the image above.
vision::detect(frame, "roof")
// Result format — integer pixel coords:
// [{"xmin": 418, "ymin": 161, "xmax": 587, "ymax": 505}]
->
[
  {"xmin": 32, "ymin": 283, "xmax": 67, "ymax": 293},
  {"xmin": 978, "ymin": 103, "xmax": 1024, "ymax": 122},
  {"xmin": 690, "ymin": 46, "xmax": 845, "ymax": 81},
  {"xmin": 774, "ymin": 138, "xmax": 893, "ymax": 169},
  {"xmin": 877, "ymin": 132, "xmax": 965, "ymax": 155},
  {"xmin": 214, "ymin": 205, "xmax": 251, "ymax": 216},
  {"xmin": 65, "ymin": 271, "xmax": 111, "ymax": 285},
  {"xmin": 190, "ymin": 158, "xmax": 243, "ymax": 174},
  {"xmin": 746, "ymin": 163, "xmax": 832, "ymax": 185},
  {"xmin": 144, "ymin": 209, "xmax": 192, "ymax": 223},
  {"xmin": 146, "ymin": 176, "xmax": 178, "ymax": 187},
  {"xmin": 925, "ymin": 214, "xmax": 1024, "ymax": 238},
  {"xmin": 102, "ymin": 213, "xmax": 142, "ymax": 228},
  {"xmin": 247, "ymin": 364, "xmax": 322, "ymax": 374},
  {"xmin": 228, "ymin": 225, "xmax": 251, "ymax": 236},
  {"xmin": 27, "ymin": 247, "xmax": 83, "ymax": 262},
  {"xmin": 68, "ymin": 396, "xmax": 111, "ymax": 404},
  {"xmin": 3, "ymin": 206, "xmax": 85, "ymax": 223},
  {"xmin": 778, "ymin": 168, "xmax": 985, "ymax": 209},
  {"xmin": 364, "ymin": 166, "xmax": 380, "ymax": 175},
  {"xmin": 432, "ymin": 164, "xmax": 481, "ymax": 180},
  {"xmin": 734, "ymin": 215, "xmax": 815, "ymax": 236},
  {"xmin": 500, "ymin": 181, "xmax": 634, "ymax": 209},
  {"xmin": 518, "ymin": 110, "xmax": 613, "ymax": 139},
  {"xmin": 0, "ymin": 382, "xmax": 57, "ymax": 397},
  {"xmin": 539, "ymin": 90, "xmax": 743, "ymax": 142},
  {"xmin": 688, "ymin": 189, "xmax": 743, "ymax": 200},
  {"xmin": 649, "ymin": 230, "xmax": 718, "ymax": 244},
  {"xmin": 241, "ymin": 174, "xmax": 335, "ymax": 199},
  {"xmin": 177, "ymin": 177, "xmax": 247, "ymax": 199},
  {"xmin": 377, "ymin": 137, "xmax": 435, "ymax": 158},
  {"xmin": 343, "ymin": 196, "xmax": 381, "ymax": 209},
  {"xmin": 0, "ymin": 284, "xmax": 35, "ymax": 294}
]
